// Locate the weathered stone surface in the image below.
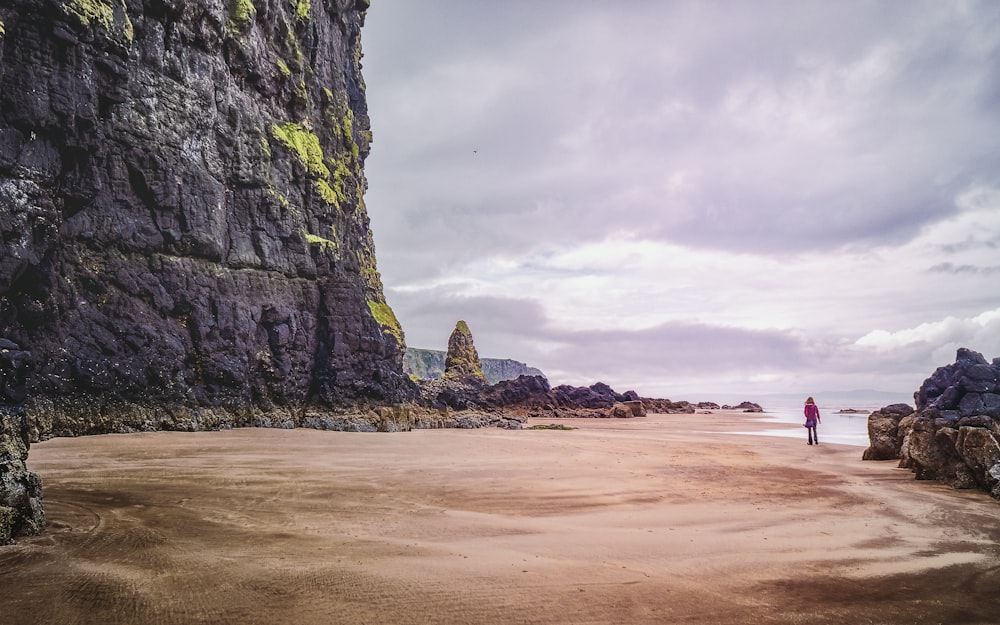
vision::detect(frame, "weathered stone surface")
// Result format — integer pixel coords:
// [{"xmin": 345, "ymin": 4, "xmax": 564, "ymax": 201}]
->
[
  {"xmin": 861, "ymin": 403, "xmax": 914, "ymax": 461},
  {"xmin": 443, "ymin": 321, "xmax": 487, "ymax": 383},
  {"xmin": 913, "ymin": 348, "xmax": 989, "ymax": 410},
  {"xmin": 609, "ymin": 401, "xmax": 646, "ymax": 418},
  {"xmin": 0, "ymin": 340, "xmax": 44, "ymax": 543},
  {"xmin": 956, "ymin": 426, "xmax": 1000, "ymax": 498},
  {"xmin": 1, "ymin": 408, "xmax": 45, "ymax": 544},
  {"xmin": 0, "ymin": 0, "xmax": 415, "ymax": 441},
  {"xmin": 722, "ymin": 401, "xmax": 765, "ymax": 413},
  {"xmin": 867, "ymin": 348, "xmax": 1000, "ymax": 499}
]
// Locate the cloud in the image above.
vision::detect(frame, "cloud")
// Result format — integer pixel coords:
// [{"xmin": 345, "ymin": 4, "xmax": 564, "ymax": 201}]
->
[
  {"xmin": 362, "ymin": 1, "xmax": 1000, "ymax": 397},
  {"xmin": 855, "ymin": 308, "xmax": 1000, "ymax": 354},
  {"xmin": 366, "ymin": 1, "xmax": 1000, "ymax": 265},
  {"xmin": 928, "ymin": 263, "xmax": 1000, "ymax": 275}
]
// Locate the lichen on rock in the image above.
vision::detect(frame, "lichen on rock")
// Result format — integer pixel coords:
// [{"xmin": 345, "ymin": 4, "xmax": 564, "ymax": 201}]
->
[
  {"xmin": 230, "ymin": 0, "xmax": 256, "ymax": 29},
  {"xmin": 367, "ymin": 300, "xmax": 404, "ymax": 347},
  {"xmin": 63, "ymin": 0, "xmax": 133, "ymax": 41}
]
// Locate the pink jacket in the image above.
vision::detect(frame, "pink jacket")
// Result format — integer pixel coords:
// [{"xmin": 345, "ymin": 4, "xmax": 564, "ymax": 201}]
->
[{"xmin": 804, "ymin": 403, "xmax": 820, "ymax": 426}]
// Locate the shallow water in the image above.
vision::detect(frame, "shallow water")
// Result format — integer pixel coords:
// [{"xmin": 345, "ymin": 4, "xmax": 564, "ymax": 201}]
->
[{"xmin": 729, "ymin": 396, "xmax": 911, "ymax": 447}]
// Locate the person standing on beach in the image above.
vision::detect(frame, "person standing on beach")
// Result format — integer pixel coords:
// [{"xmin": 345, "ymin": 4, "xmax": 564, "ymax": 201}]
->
[{"xmin": 804, "ymin": 397, "xmax": 821, "ymax": 445}]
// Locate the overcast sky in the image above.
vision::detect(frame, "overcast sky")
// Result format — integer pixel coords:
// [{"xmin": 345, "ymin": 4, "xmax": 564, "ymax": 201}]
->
[{"xmin": 359, "ymin": 0, "xmax": 1000, "ymax": 402}]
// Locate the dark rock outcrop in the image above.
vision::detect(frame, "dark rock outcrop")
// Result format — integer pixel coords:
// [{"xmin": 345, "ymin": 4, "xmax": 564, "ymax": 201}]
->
[
  {"xmin": 0, "ymin": 0, "xmax": 415, "ymax": 441},
  {"xmin": 861, "ymin": 403, "xmax": 914, "ymax": 460},
  {"xmin": 419, "ymin": 374, "xmax": 656, "ymax": 420},
  {"xmin": 609, "ymin": 401, "xmax": 647, "ymax": 418},
  {"xmin": 863, "ymin": 348, "xmax": 1000, "ymax": 499},
  {"xmin": 0, "ymin": 340, "xmax": 44, "ymax": 543},
  {"xmin": 722, "ymin": 401, "xmax": 764, "ymax": 413},
  {"xmin": 403, "ymin": 348, "xmax": 545, "ymax": 385},
  {"xmin": 443, "ymin": 321, "xmax": 487, "ymax": 383}
]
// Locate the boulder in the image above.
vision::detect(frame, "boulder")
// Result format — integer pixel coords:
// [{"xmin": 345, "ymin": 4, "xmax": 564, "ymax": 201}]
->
[
  {"xmin": 869, "ymin": 348, "xmax": 1000, "ymax": 498},
  {"xmin": 609, "ymin": 401, "xmax": 647, "ymax": 418},
  {"xmin": 722, "ymin": 401, "xmax": 764, "ymax": 413},
  {"xmin": 861, "ymin": 403, "xmax": 914, "ymax": 460}
]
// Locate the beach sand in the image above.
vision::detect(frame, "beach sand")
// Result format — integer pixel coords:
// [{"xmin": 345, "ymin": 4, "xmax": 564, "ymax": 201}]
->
[{"xmin": 2, "ymin": 411, "xmax": 999, "ymax": 624}]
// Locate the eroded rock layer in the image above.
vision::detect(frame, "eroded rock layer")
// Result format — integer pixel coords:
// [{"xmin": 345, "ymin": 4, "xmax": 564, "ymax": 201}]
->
[{"xmin": 0, "ymin": 0, "xmax": 414, "ymax": 440}]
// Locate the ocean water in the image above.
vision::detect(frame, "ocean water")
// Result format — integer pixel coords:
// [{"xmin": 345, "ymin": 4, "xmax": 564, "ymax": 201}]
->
[{"xmin": 724, "ymin": 394, "xmax": 913, "ymax": 447}]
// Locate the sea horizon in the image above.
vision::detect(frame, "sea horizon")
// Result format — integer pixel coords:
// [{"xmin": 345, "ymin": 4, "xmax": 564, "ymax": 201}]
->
[{"xmin": 721, "ymin": 391, "xmax": 913, "ymax": 447}]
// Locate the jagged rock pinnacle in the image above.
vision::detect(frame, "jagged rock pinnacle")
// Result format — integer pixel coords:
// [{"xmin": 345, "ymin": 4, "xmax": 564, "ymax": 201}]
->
[{"xmin": 443, "ymin": 321, "xmax": 487, "ymax": 383}]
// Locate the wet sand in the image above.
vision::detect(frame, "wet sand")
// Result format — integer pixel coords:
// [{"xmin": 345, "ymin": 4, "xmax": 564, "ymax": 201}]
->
[{"xmin": 3, "ymin": 412, "xmax": 999, "ymax": 625}]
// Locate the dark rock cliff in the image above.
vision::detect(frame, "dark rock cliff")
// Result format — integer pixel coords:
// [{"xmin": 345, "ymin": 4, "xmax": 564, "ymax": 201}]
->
[
  {"xmin": 0, "ymin": 0, "xmax": 416, "ymax": 440},
  {"xmin": 863, "ymin": 348, "xmax": 1000, "ymax": 499},
  {"xmin": 0, "ymin": 340, "xmax": 44, "ymax": 542}
]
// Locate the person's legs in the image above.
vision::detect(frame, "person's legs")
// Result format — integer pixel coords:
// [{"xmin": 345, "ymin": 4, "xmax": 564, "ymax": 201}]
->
[{"xmin": 807, "ymin": 426, "xmax": 814, "ymax": 444}]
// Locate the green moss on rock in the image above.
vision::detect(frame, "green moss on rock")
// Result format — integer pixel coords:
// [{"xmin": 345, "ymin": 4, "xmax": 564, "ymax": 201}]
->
[
  {"xmin": 305, "ymin": 232, "xmax": 336, "ymax": 249},
  {"xmin": 295, "ymin": 0, "xmax": 311, "ymax": 21},
  {"xmin": 341, "ymin": 112, "xmax": 359, "ymax": 161},
  {"xmin": 368, "ymin": 300, "xmax": 404, "ymax": 346},
  {"xmin": 271, "ymin": 122, "xmax": 330, "ymax": 179},
  {"xmin": 65, "ymin": 0, "xmax": 113, "ymax": 29},
  {"xmin": 259, "ymin": 131, "xmax": 272, "ymax": 158},
  {"xmin": 231, "ymin": 0, "xmax": 256, "ymax": 27},
  {"xmin": 270, "ymin": 121, "xmax": 354, "ymax": 209},
  {"xmin": 63, "ymin": 0, "xmax": 133, "ymax": 41},
  {"xmin": 315, "ymin": 180, "xmax": 340, "ymax": 206}
]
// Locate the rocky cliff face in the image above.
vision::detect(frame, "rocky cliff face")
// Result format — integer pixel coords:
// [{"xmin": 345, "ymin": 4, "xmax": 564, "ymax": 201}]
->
[
  {"xmin": 0, "ymin": 340, "xmax": 44, "ymax": 543},
  {"xmin": 404, "ymin": 348, "xmax": 545, "ymax": 385},
  {"xmin": 863, "ymin": 348, "xmax": 1000, "ymax": 499},
  {"xmin": 0, "ymin": 0, "xmax": 414, "ymax": 439}
]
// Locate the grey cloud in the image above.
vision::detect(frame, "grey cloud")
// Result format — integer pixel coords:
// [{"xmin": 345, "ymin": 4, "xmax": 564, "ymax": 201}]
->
[
  {"xmin": 385, "ymin": 288, "xmax": 550, "ymax": 353},
  {"xmin": 939, "ymin": 239, "xmax": 999, "ymax": 254},
  {"xmin": 361, "ymin": 1, "xmax": 1000, "ymax": 395},
  {"xmin": 928, "ymin": 263, "xmax": 1000, "ymax": 275},
  {"xmin": 534, "ymin": 322, "xmax": 809, "ymax": 378},
  {"xmin": 365, "ymin": 0, "xmax": 1000, "ymax": 277}
]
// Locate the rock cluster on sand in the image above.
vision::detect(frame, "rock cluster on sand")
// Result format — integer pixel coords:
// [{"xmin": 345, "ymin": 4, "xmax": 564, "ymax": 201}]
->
[
  {"xmin": 421, "ymin": 369, "xmax": 732, "ymax": 421},
  {"xmin": 863, "ymin": 348, "xmax": 1000, "ymax": 499},
  {"xmin": 0, "ymin": 340, "xmax": 44, "ymax": 543}
]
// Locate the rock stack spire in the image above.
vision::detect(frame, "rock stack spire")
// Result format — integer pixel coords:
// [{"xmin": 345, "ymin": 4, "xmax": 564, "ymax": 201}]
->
[{"xmin": 443, "ymin": 321, "xmax": 487, "ymax": 383}]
